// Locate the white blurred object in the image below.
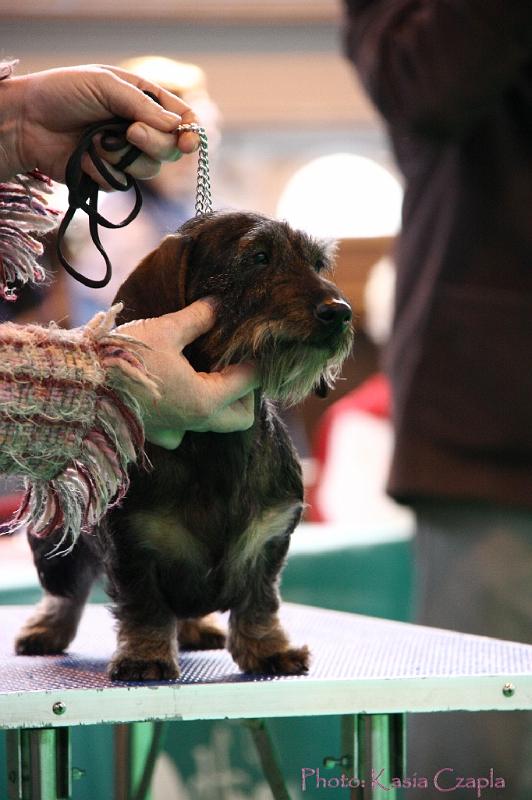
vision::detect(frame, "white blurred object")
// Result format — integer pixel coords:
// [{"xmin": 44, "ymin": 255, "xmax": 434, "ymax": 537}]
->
[
  {"xmin": 312, "ymin": 411, "xmax": 414, "ymax": 535},
  {"xmin": 364, "ymin": 255, "xmax": 396, "ymax": 346},
  {"xmin": 152, "ymin": 752, "xmax": 190, "ymax": 799},
  {"xmin": 276, "ymin": 153, "xmax": 403, "ymax": 238}
]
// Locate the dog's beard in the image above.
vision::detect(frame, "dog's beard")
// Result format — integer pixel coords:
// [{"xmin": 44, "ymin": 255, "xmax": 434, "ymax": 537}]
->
[{"xmin": 214, "ymin": 320, "xmax": 353, "ymax": 406}]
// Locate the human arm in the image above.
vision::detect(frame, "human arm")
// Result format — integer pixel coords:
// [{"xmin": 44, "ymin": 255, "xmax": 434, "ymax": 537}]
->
[{"xmin": 343, "ymin": 0, "xmax": 532, "ymax": 136}]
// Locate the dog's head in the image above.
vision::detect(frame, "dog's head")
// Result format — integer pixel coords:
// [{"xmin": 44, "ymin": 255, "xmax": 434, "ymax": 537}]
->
[{"xmin": 115, "ymin": 211, "xmax": 353, "ymax": 405}]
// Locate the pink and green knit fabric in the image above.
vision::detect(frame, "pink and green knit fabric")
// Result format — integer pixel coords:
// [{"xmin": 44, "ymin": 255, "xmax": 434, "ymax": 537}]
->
[
  {"xmin": 0, "ymin": 170, "xmax": 60, "ymax": 300},
  {"xmin": 0, "ymin": 307, "xmax": 159, "ymax": 552}
]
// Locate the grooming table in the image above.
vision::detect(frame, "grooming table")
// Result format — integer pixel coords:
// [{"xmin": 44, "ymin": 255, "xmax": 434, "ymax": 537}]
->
[{"xmin": 1, "ymin": 604, "xmax": 532, "ymax": 800}]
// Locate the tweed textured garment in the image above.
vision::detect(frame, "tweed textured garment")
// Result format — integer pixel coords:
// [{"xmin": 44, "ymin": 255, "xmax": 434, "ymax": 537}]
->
[
  {"xmin": 0, "ymin": 305, "xmax": 159, "ymax": 552},
  {"xmin": 0, "ymin": 170, "xmax": 59, "ymax": 300}
]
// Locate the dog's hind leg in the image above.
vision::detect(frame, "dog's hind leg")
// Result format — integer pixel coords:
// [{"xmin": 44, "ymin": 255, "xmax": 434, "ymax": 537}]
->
[
  {"xmin": 15, "ymin": 531, "xmax": 99, "ymax": 655},
  {"xmin": 177, "ymin": 614, "xmax": 226, "ymax": 650},
  {"xmin": 227, "ymin": 540, "xmax": 310, "ymax": 676}
]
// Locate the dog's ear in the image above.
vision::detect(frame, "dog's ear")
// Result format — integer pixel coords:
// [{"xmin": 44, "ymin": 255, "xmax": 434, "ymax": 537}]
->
[{"xmin": 113, "ymin": 234, "xmax": 192, "ymax": 325}]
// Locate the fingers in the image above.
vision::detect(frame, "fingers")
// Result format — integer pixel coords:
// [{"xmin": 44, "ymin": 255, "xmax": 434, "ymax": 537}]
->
[
  {"xmin": 125, "ymin": 123, "xmax": 185, "ymax": 162},
  {"xmin": 85, "ymin": 122, "xmax": 195, "ymax": 188},
  {"xmin": 81, "ymin": 66, "xmax": 201, "ymax": 185},
  {"xmin": 173, "ymin": 108, "xmax": 202, "ymax": 154},
  {"xmin": 114, "ymin": 300, "xmax": 217, "ymax": 347},
  {"xmin": 82, "ymin": 148, "xmax": 161, "ymax": 189},
  {"xmin": 100, "ymin": 68, "xmax": 200, "ymax": 151},
  {"xmin": 122, "ymin": 153, "xmax": 162, "ymax": 181},
  {"xmin": 95, "ymin": 71, "xmax": 200, "ymax": 178},
  {"xmin": 97, "ymin": 67, "xmax": 186, "ymax": 131},
  {"xmin": 190, "ymin": 365, "xmax": 258, "ymax": 434},
  {"xmin": 104, "ymin": 66, "xmax": 193, "ymax": 118}
]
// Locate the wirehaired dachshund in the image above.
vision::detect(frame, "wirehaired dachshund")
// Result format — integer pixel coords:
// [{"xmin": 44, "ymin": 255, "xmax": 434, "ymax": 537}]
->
[{"xmin": 16, "ymin": 211, "xmax": 353, "ymax": 680}]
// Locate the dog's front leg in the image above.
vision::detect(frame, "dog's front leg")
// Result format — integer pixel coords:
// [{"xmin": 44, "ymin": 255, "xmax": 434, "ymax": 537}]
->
[
  {"xmin": 229, "ymin": 605, "xmax": 309, "ymax": 675},
  {"xmin": 105, "ymin": 554, "xmax": 179, "ymax": 681},
  {"xmin": 109, "ymin": 615, "xmax": 179, "ymax": 681},
  {"xmin": 228, "ymin": 549, "xmax": 310, "ymax": 676}
]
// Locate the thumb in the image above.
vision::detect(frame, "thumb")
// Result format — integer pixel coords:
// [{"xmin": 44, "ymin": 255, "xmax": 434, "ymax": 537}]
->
[{"xmin": 161, "ymin": 298, "xmax": 218, "ymax": 348}]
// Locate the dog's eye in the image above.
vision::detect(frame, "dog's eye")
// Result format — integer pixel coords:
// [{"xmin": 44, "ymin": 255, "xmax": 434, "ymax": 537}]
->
[
  {"xmin": 253, "ymin": 252, "xmax": 269, "ymax": 265},
  {"xmin": 315, "ymin": 259, "xmax": 326, "ymax": 273}
]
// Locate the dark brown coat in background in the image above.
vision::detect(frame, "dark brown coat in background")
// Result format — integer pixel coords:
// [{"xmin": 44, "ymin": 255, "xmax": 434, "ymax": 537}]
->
[{"xmin": 16, "ymin": 211, "xmax": 353, "ymax": 681}]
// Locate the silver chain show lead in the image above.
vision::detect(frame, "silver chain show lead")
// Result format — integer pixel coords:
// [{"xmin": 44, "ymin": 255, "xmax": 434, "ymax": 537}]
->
[
  {"xmin": 56, "ymin": 116, "xmax": 214, "ymax": 290},
  {"xmin": 174, "ymin": 123, "xmax": 212, "ymax": 216}
]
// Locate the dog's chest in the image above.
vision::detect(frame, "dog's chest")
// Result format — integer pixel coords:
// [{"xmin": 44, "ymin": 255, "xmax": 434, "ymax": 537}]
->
[
  {"xmin": 127, "ymin": 502, "xmax": 300, "ymax": 613},
  {"xmin": 128, "ymin": 509, "xmax": 209, "ymax": 566}
]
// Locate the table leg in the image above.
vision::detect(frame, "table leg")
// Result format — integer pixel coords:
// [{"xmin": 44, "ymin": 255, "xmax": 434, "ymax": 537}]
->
[
  {"xmin": 115, "ymin": 722, "xmax": 166, "ymax": 800},
  {"xmin": 340, "ymin": 714, "xmax": 362, "ymax": 799},
  {"xmin": 243, "ymin": 719, "xmax": 292, "ymax": 800},
  {"xmin": 6, "ymin": 727, "xmax": 72, "ymax": 800},
  {"xmin": 355, "ymin": 714, "xmax": 406, "ymax": 799}
]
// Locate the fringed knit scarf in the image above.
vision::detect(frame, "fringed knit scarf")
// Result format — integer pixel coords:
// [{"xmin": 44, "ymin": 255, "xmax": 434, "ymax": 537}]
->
[
  {"xmin": 0, "ymin": 170, "xmax": 60, "ymax": 300},
  {"xmin": 0, "ymin": 305, "xmax": 159, "ymax": 554}
]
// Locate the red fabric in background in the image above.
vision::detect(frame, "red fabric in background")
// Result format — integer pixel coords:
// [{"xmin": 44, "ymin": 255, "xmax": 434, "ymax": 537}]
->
[
  {"xmin": 0, "ymin": 493, "xmax": 23, "ymax": 522},
  {"xmin": 307, "ymin": 372, "xmax": 390, "ymax": 522}
]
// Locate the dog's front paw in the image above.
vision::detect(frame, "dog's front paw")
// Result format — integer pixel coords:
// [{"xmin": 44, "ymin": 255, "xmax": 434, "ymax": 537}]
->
[
  {"xmin": 254, "ymin": 645, "xmax": 311, "ymax": 676},
  {"xmin": 15, "ymin": 626, "xmax": 70, "ymax": 656},
  {"xmin": 109, "ymin": 656, "xmax": 180, "ymax": 682},
  {"xmin": 236, "ymin": 645, "xmax": 311, "ymax": 676}
]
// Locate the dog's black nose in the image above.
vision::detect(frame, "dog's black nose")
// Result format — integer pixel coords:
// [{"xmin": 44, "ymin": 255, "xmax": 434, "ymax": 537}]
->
[{"xmin": 314, "ymin": 298, "xmax": 352, "ymax": 326}]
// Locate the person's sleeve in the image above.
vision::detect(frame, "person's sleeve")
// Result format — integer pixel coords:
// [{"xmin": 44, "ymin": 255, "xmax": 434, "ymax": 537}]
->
[
  {"xmin": 0, "ymin": 171, "xmax": 60, "ymax": 298},
  {"xmin": 343, "ymin": 0, "xmax": 532, "ymax": 136},
  {"xmin": 0, "ymin": 305, "xmax": 160, "ymax": 553}
]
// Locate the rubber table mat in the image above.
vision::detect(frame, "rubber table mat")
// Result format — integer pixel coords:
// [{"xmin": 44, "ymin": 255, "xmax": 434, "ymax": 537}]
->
[{"xmin": 1, "ymin": 604, "xmax": 532, "ymax": 728}]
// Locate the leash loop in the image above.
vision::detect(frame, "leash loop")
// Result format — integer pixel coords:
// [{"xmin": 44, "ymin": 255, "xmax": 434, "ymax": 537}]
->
[{"xmin": 56, "ymin": 103, "xmax": 211, "ymax": 289}]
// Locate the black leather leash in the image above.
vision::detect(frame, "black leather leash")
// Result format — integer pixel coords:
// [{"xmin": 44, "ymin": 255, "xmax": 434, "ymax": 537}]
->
[{"xmin": 56, "ymin": 91, "xmax": 210, "ymax": 289}]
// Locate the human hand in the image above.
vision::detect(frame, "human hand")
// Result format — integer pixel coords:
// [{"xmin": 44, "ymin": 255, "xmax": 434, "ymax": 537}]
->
[
  {"xmin": 115, "ymin": 299, "xmax": 259, "ymax": 449},
  {"xmin": 0, "ymin": 64, "xmax": 199, "ymax": 184}
]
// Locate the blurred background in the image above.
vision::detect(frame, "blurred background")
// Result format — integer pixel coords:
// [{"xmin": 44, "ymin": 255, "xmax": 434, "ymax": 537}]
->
[{"xmin": 0, "ymin": 3, "xmax": 413, "ymax": 798}]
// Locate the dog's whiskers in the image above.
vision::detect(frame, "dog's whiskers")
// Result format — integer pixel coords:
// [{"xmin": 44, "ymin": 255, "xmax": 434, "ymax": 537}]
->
[{"xmin": 214, "ymin": 320, "xmax": 353, "ymax": 407}]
